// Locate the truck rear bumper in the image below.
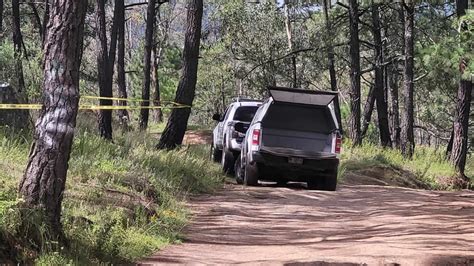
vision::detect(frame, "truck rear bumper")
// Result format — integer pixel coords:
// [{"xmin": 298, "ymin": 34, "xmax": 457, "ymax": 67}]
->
[{"xmin": 251, "ymin": 151, "xmax": 339, "ymax": 179}]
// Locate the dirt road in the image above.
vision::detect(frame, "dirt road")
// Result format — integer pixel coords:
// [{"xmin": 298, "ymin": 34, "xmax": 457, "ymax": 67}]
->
[{"xmin": 141, "ymin": 182, "xmax": 474, "ymax": 265}]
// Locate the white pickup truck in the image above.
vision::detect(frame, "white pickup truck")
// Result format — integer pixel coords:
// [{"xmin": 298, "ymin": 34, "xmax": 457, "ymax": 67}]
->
[
  {"xmin": 211, "ymin": 99, "xmax": 261, "ymax": 174},
  {"xmin": 236, "ymin": 87, "xmax": 342, "ymax": 191}
]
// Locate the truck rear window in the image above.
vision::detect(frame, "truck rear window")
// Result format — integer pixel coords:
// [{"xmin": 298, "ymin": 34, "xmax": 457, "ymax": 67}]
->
[
  {"xmin": 233, "ymin": 106, "xmax": 259, "ymax": 122},
  {"xmin": 262, "ymin": 103, "xmax": 336, "ymax": 133}
]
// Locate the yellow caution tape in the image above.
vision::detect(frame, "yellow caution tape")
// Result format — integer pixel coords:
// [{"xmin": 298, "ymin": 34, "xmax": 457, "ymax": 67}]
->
[
  {"xmin": 0, "ymin": 95, "xmax": 192, "ymax": 110},
  {"xmin": 81, "ymin": 95, "xmax": 189, "ymax": 107},
  {"xmin": 82, "ymin": 95, "xmax": 148, "ymax": 102},
  {"xmin": 0, "ymin": 104, "xmax": 43, "ymax": 110},
  {"xmin": 0, "ymin": 103, "xmax": 191, "ymax": 110}
]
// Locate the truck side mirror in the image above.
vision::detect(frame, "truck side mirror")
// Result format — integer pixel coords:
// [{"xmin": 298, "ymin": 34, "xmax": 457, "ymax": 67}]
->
[{"xmin": 212, "ymin": 113, "xmax": 221, "ymax": 121}]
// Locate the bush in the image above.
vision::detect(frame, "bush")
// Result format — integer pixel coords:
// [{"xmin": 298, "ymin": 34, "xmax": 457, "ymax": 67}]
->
[{"xmin": 0, "ymin": 127, "xmax": 224, "ymax": 264}]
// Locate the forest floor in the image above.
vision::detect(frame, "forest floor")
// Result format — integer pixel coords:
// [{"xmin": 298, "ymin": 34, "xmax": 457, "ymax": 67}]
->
[{"xmin": 140, "ymin": 130, "xmax": 474, "ymax": 265}]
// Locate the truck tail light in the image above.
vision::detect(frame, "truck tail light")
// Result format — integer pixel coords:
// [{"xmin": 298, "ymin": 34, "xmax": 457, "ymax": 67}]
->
[
  {"xmin": 252, "ymin": 129, "xmax": 260, "ymax": 146},
  {"xmin": 335, "ymin": 136, "xmax": 342, "ymax": 154}
]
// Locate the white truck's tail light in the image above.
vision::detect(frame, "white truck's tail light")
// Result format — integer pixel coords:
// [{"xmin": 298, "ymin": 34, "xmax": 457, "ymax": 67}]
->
[
  {"xmin": 335, "ymin": 136, "xmax": 342, "ymax": 154},
  {"xmin": 252, "ymin": 129, "xmax": 261, "ymax": 146}
]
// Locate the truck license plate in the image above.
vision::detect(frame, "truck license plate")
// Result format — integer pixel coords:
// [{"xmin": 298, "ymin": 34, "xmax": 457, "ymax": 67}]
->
[{"xmin": 288, "ymin": 157, "xmax": 303, "ymax": 165}]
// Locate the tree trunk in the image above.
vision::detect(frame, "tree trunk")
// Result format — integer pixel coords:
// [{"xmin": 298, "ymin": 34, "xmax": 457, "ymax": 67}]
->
[
  {"xmin": 372, "ymin": 3, "xmax": 392, "ymax": 147},
  {"xmin": 284, "ymin": 3, "xmax": 297, "ymax": 88},
  {"xmin": 400, "ymin": 1, "xmax": 415, "ymax": 158},
  {"xmin": 96, "ymin": 0, "xmax": 113, "ymax": 139},
  {"xmin": 42, "ymin": 0, "xmax": 49, "ymax": 46},
  {"xmin": 348, "ymin": 0, "xmax": 361, "ymax": 146},
  {"xmin": 389, "ymin": 64, "xmax": 401, "ymax": 148},
  {"xmin": 450, "ymin": 0, "xmax": 472, "ymax": 177},
  {"xmin": 116, "ymin": 0, "xmax": 129, "ymax": 127},
  {"xmin": 28, "ymin": 2, "xmax": 43, "ymax": 40},
  {"xmin": 139, "ymin": 0, "xmax": 156, "ymax": 130},
  {"xmin": 0, "ymin": 83, "xmax": 28, "ymax": 131},
  {"xmin": 323, "ymin": 0, "xmax": 342, "ymax": 133},
  {"xmin": 19, "ymin": 0, "xmax": 87, "ymax": 237},
  {"xmin": 152, "ymin": 42, "xmax": 163, "ymax": 123},
  {"xmin": 12, "ymin": 0, "xmax": 26, "ymax": 101},
  {"xmin": 361, "ymin": 85, "xmax": 375, "ymax": 138},
  {"xmin": 157, "ymin": 0, "xmax": 203, "ymax": 150},
  {"xmin": 0, "ymin": 0, "xmax": 3, "ymax": 32}
]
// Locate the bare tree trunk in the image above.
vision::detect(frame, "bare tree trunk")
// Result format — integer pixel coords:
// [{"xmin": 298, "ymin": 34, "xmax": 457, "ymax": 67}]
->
[
  {"xmin": 96, "ymin": 0, "xmax": 119, "ymax": 139},
  {"xmin": 28, "ymin": 2, "xmax": 43, "ymax": 40},
  {"xmin": 19, "ymin": 0, "xmax": 87, "ymax": 237},
  {"xmin": 372, "ymin": 3, "xmax": 392, "ymax": 147},
  {"xmin": 152, "ymin": 43, "xmax": 163, "ymax": 123},
  {"xmin": 284, "ymin": 3, "xmax": 297, "ymax": 88},
  {"xmin": 361, "ymin": 85, "xmax": 375, "ymax": 138},
  {"xmin": 12, "ymin": 0, "xmax": 26, "ymax": 101},
  {"xmin": 450, "ymin": 0, "xmax": 472, "ymax": 178},
  {"xmin": 389, "ymin": 64, "xmax": 401, "ymax": 148},
  {"xmin": 157, "ymin": 0, "xmax": 203, "ymax": 150},
  {"xmin": 0, "ymin": 0, "xmax": 3, "ymax": 32},
  {"xmin": 139, "ymin": 0, "xmax": 156, "ymax": 130},
  {"xmin": 323, "ymin": 0, "xmax": 342, "ymax": 133},
  {"xmin": 400, "ymin": 1, "xmax": 415, "ymax": 158},
  {"xmin": 116, "ymin": 0, "xmax": 129, "ymax": 127},
  {"xmin": 42, "ymin": 0, "xmax": 49, "ymax": 46},
  {"xmin": 348, "ymin": 0, "xmax": 361, "ymax": 146},
  {"xmin": 96, "ymin": 0, "xmax": 113, "ymax": 139}
]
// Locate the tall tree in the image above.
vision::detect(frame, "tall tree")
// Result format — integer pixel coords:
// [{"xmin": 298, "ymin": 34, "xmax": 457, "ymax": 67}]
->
[
  {"xmin": 96, "ymin": 0, "xmax": 113, "ymax": 139},
  {"xmin": 157, "ymin": 0, "xmax": 203, "ymax": 149},
  {"xmin": 322, "ymin": 0, "xmax": 342, "ymax": 132},
  {"xmin": 0, "ymin": 0, "xmax": 4, "ymax": 32},
  {"xmin": 116, "ymin": 0, "xmax": 129, "ymax": 127},
  {"xmin": 42, "ymin": 0, "xmax": 50, "ymax": 46},
  {"xmin": 388, "ymin": 63, "xmax": 401, "ymax": 148},
  {"xmin": 372, "ymin": 3, "xmax": 392, "ymax": 147},
  {"xmin": 361, "ymin": 85, "xmax": 375, "ymax": 138},
  {"xmin": 348, "ymin": 0, "xmax": 361, "ymax": 145},
  {"xmin": 28, "ymin": 2, "xmax": 43, "ymax": 40},
  {"xmin": 139, "ymin": 0, "xmax": 157, "ymax": 130},
  {"xmin": 152, "ymin": 2, "xmax": 172, "ymax": 123},
  {"xmin": 19, "ymin": 0, "xmax": 87, "ymax": 237},
  {"xmin": 96, "ymin": 0, "xmax": 119, "ymax": 139},
  {"xmin": 152, "ymin": 41, "xmax": 163, "ymax": 123},
  {"xmin": 284, "ymin": 2, "xmax": 297, "ymax": 88},
  {"xmin": 12, "ymin": 0, "xmax": 26, "ymax": 100},
  {"xmin": 450, "ymin": 0, "xmax": 472, "ymax": 178},
  {"xmin": 400, "ymin": 1, "xmax": 415, "ymax": 158}
]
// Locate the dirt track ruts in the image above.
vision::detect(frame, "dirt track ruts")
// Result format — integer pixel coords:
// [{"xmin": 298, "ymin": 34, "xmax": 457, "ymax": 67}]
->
[{"xmin": 141, "ymin": 182, "xmax": 474, "ymax": 265}]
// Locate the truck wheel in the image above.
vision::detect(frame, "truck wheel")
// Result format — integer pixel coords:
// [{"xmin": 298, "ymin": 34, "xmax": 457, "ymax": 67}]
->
[
  {"xmin": 307, "ymin": 179, "xmax": 323, "ymax": 190},
  {"xmin": 244, "ymin": 163, "xmax": 259, "ymax": 186},
  {"xmin": 234, "ymin": 157, "xmax": 244, "ymax": 185},
  {"xmin": 210, "ymin": 143, "xmax": 222, "ymax": 163},
  {"xmin": 221, "ymin": 148, "xmax": 235, "ymax": 175},
  {"xmin": 323, "ymin": 171, "xmax": 338, "ymax": 191}
]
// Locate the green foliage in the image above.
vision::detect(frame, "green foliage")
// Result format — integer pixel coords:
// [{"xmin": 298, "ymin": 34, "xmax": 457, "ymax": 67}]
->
[
  {"xmin": 0, "ymin": 127, "xmax": 224, "ymax": 264},
  {"xmin": 0, "ymin": 41, "xmax": 15, "ymax": 84},
  {"xmin": 341, "ymin": 141, "xmax": 457, "ymax": 189}
]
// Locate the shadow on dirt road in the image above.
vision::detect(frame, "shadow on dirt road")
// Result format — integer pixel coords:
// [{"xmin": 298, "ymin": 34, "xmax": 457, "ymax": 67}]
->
[{"xmin": 141, "ymin": 182, "xmax": 474, "ymax": 265}]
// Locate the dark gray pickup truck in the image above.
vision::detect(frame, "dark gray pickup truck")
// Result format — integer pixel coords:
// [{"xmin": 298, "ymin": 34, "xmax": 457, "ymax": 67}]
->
[{"xmin": 236, "ymin": 87, "xmax": 342, "ymax": 191}]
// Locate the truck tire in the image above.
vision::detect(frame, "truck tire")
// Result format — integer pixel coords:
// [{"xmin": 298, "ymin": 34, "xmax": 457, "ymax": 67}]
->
[
  {"xmin": 221, "ymin": 148, "xmax": 235, "ymax": 175},
  {"xmin": 234, "ymin": 157, "xmax": 244, "ymax": 184},
  {"xmin": 323, "ymin": 171, "xmax": 338, "ymax": 191},
  {"xmin": 307, "ymin": 179, "xmax": 323, "ymax": 190},
  {"xmin": 307, "ymin": 171, "xmax": 338, "ymax": 191},
  {"xmin": 210, "ymin": 143, "xmax": 222, "ymax": 163},
  {"xmin": 244, "ymin": 163, "xmax": 259, "ymax": 186}
]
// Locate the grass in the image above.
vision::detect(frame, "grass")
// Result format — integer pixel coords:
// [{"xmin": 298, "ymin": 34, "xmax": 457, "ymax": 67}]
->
[
  {"xmin": 340, "ymin": 141, "xmax": 463, "ymax": 189},
  {"xmin": 0, "ymin": 124, "xmax": 224, "ymax": 264}
]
